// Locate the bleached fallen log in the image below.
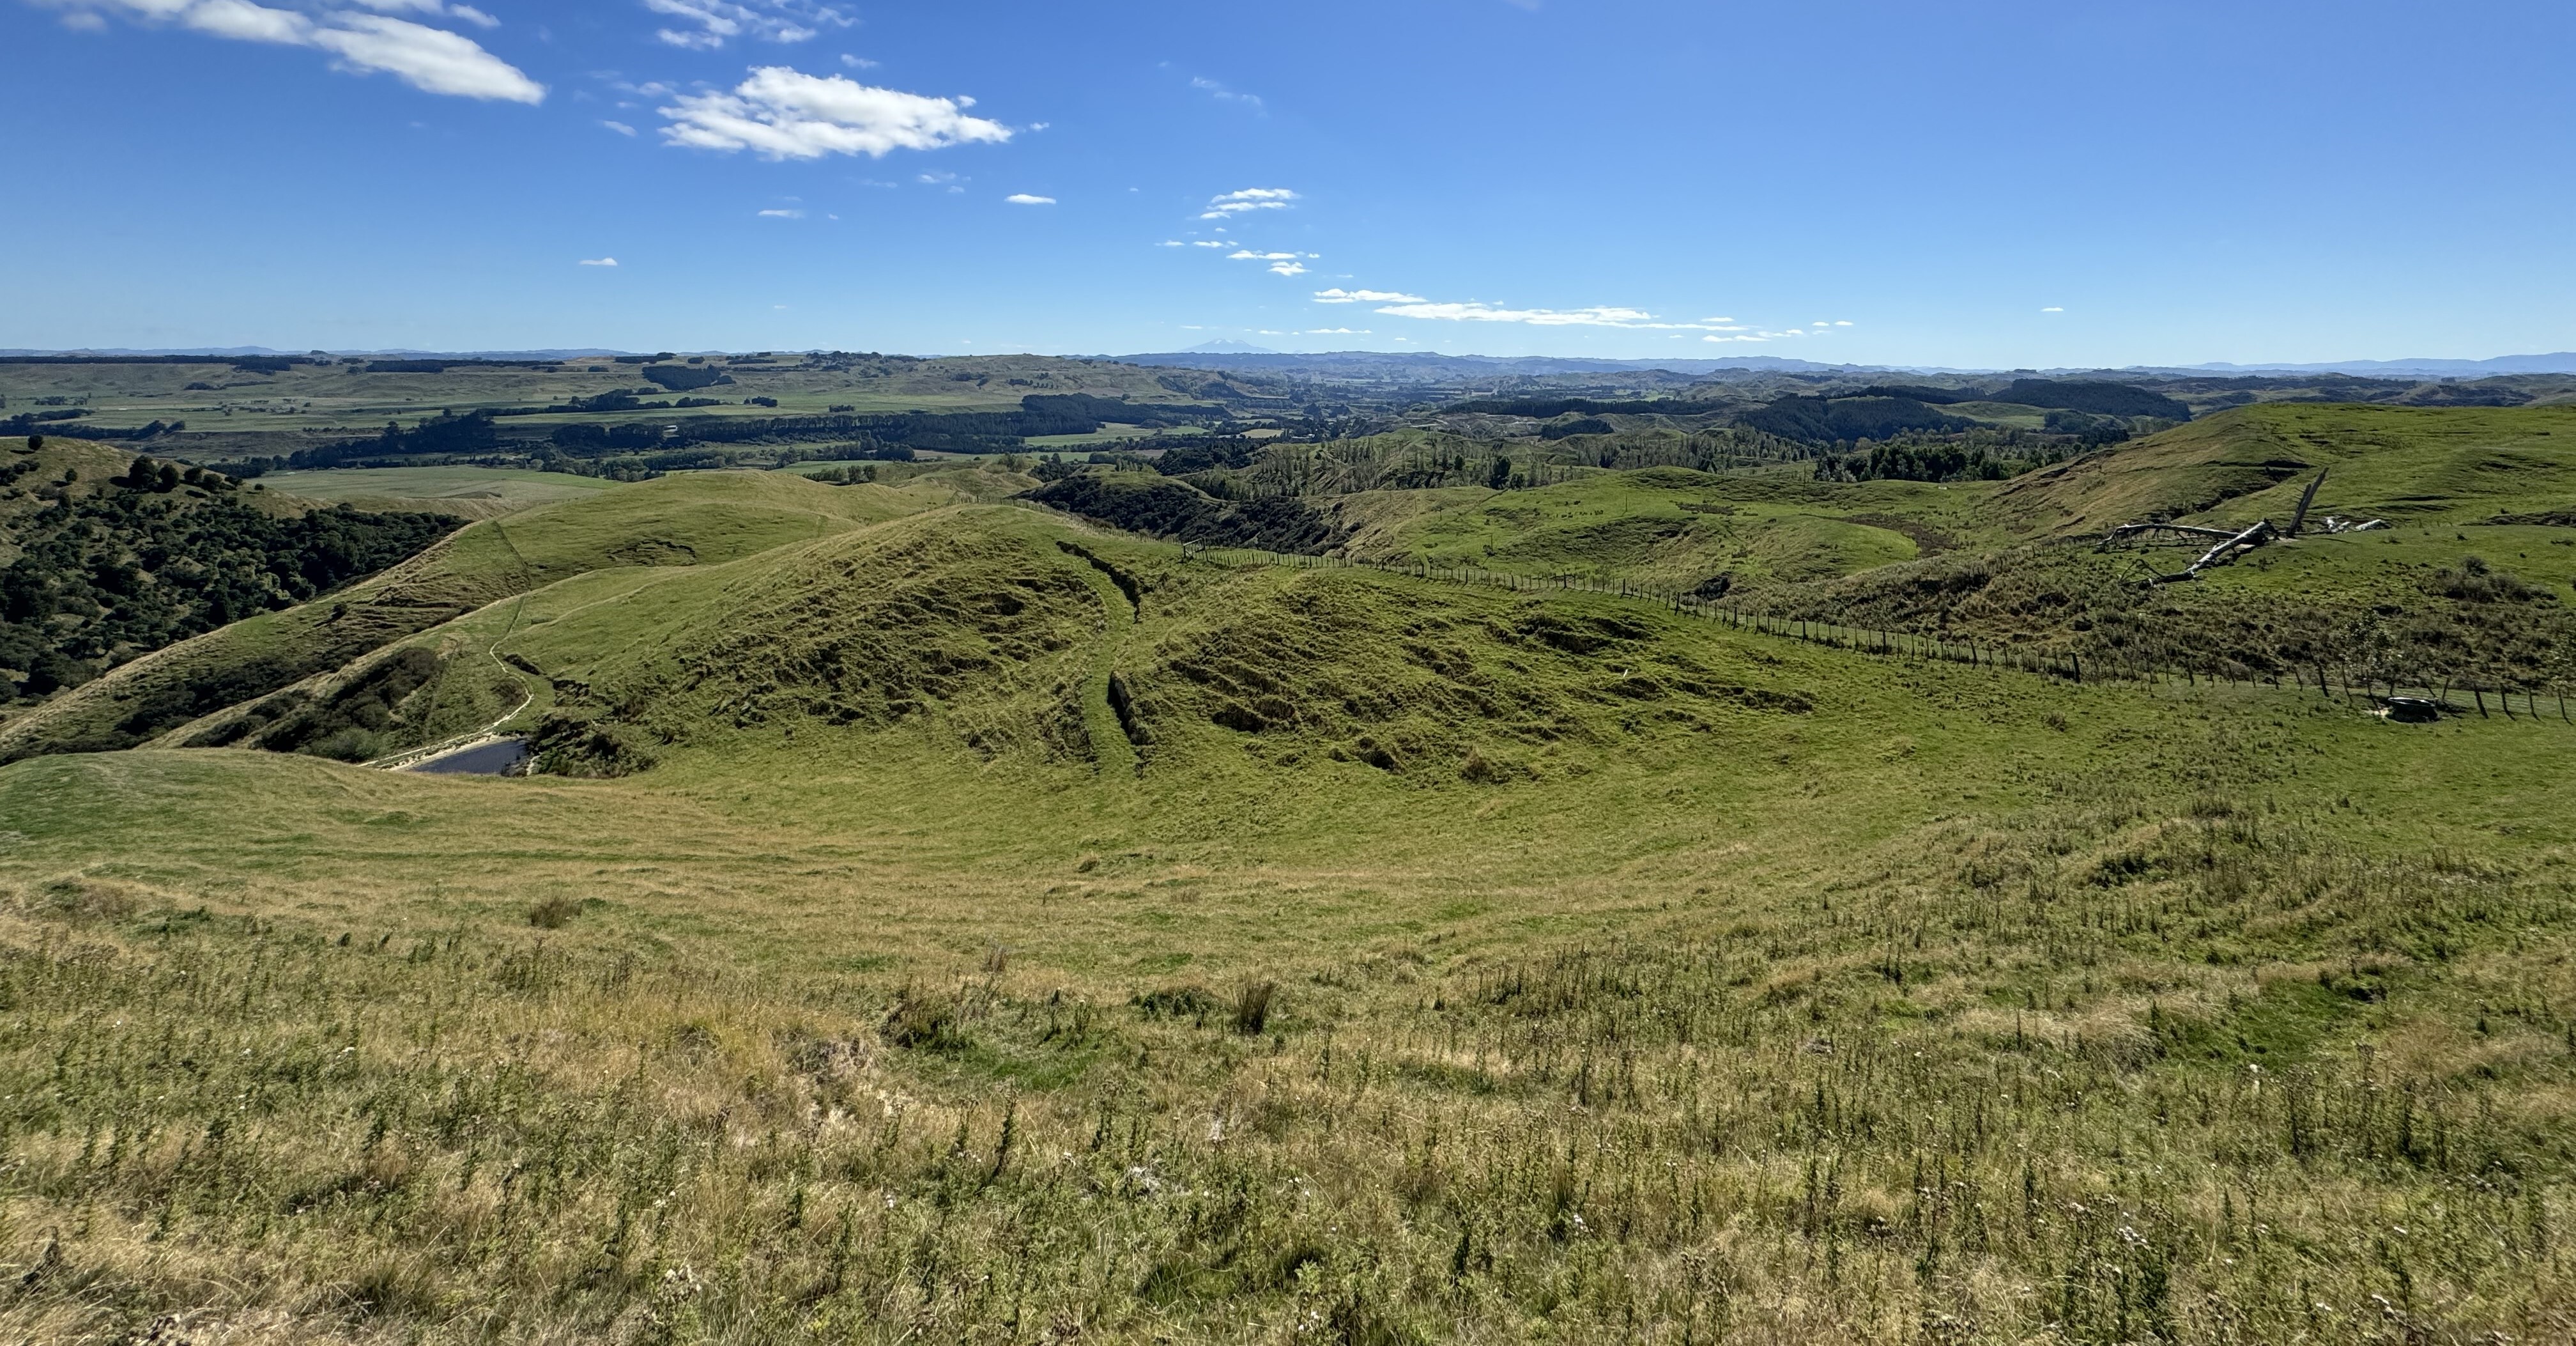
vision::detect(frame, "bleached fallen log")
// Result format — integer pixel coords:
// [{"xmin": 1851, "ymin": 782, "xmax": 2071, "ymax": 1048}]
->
[{"xmin": 2150, "ymin": 518, "xmax": 2278, "ymax": 583}]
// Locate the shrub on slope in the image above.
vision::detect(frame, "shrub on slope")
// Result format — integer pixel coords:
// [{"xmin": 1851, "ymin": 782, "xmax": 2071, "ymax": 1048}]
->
[{"xmin": 1026, "ymin": 473, "xmax": 1344, "ymax": 553}]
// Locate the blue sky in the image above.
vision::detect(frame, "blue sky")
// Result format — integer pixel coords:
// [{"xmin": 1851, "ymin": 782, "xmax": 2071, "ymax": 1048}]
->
[{"xmin": 5, "ymin": 0, "xmax": 2572, "ymax": 367}]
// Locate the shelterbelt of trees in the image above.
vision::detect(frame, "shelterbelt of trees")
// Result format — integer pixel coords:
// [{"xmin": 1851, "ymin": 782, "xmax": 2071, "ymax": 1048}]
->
[{"xmin": 0, "ymin": 440, "xmax": 455, "ymax": 705}]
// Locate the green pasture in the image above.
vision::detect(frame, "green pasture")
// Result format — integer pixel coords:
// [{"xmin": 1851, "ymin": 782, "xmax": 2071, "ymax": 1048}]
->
[
  {"xmin": 3, "ymin": 403, "xmax": 2575, "ymax": 1341},
  {"xmin": 260, "ymin": 465, "xmax": 616, "ymax": 510}
]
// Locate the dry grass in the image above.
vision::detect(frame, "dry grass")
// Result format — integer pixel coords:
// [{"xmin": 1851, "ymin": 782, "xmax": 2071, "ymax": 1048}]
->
[{"xmin": 1, "ymin": 484, "xmax": 2572, "ymax": 1341}]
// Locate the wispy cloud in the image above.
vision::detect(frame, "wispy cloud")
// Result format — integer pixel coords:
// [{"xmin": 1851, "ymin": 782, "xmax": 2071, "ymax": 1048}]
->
[
  {"xmin": 1268, "ymin": 261, "xmax": 1307, "ymax": 275},
  {"xmin": 49, "ymin": 0, "xmax": 544, "ymax": 102},
  {"xmin": 756, "ymin": 207, "xmax": 803, "ymax": 217},
  {"xmin": 1200, "ymin": 187, "xmax": 1296, "ymax": 219},
  {"xmin": 1004, "ymin": 193, "xmax": 1054, "ymax": 205},
  {"xmin": 578, "ymin": 256, "xmax": 618, "ymax": 266},
  {"xmin": 1189, "ymin": 75, "xmax": 1262, "ymax": 112},
  {"xmin": 1317, "ymin": 286, "xmax": 1811, "ymax": 334},
  {"xmin": 601, "ymin": 119, "xmax": 636, "ymax": 135},
  {"xmin": 2042, "ymin": 306, "xmax": 2064, "ymax": 313},
  {"xmin": 344, "ymin": 0, "xmax": 496, "ymax": 26},
  {"xmin": 661, "ymin": 67, "xmax": 1012, "ymax": 160},
  {"xmin": 643, "ymin": 0, "xmax": 848, "ymax": 50},
  {"xmin": 1701, "ymin": 320, "xmax": 1854, "ymax": 343},
  {"xmin": 1311, "ymin": 288, "xmax": 1428, "ymax": 305},
  {"xmin": 1305, "ymin": 327, "xmax": 1369, "ymax": 335}
]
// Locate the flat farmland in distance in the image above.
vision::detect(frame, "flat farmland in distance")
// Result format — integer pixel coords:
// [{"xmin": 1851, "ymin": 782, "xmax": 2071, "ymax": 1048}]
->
[{"xmin": 259, "ymin": 465, "xmax": 620, "ymax": 509}]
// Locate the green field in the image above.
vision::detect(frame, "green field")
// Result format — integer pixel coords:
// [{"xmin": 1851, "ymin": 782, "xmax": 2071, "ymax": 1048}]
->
[
  {"xmin": 258, "ymin": 465, "xmax": 618, "ymax": 513},
  {"xmin": 2, "ymin": 408, "xmax": 2573, "ymax": 1342},
  {"xmin": 0, "ymin": 353, "xmax": 1218, "ymax": 459}
]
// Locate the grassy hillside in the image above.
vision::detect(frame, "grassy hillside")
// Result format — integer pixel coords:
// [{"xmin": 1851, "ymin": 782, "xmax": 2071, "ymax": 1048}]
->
[
  {"xmin": 1733, "ymin": 406, "xmax": 2576, "ymax": 688},
  {"xmin": 1, "ymin": 408, "xmax": 2572, "ymax": 1340},
  {"xmin": 1334, "ymin": 467, "xmax": 2000, "ymax": 590},
  {"xmin": 1993, "ymin": 403, "xmax": 2576, "ymax": 537},
  {"xmin": 0, "ymin": 470, "xmax": 923, "ymax": 762},
  {"xmin": 3, "ymin": 474, "xmax": 2575, "ymax": 1339},
  {"xmin": 0, "ymin": 437, "xmax": 464, "ymax": 713}
]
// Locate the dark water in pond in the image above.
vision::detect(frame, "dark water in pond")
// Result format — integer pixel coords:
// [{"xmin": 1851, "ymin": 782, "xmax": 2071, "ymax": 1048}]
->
[{"xmin": 410, "ymin": 738, "xmax": 530, "ymax": 775}]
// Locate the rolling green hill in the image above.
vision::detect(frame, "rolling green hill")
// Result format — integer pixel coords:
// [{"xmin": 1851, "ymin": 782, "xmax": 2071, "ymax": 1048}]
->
[
  {"xmin": 0, "ymin": 437, "xmax": 463, "ymax": 713},
  {"xmin": 1993, "ymin": 402, "xmax": 2576, "ymax": 536},
  {"xmin": 1733, "ymin": 405, "xmax": 2576, "ymax": 687},
  {"xmin": 0, "ymin": 405, "xmax": 2573, "ymax": 1342},
  {"xmin": 0, "ymin": 469, "xmax": 932, "ymax": 762}
]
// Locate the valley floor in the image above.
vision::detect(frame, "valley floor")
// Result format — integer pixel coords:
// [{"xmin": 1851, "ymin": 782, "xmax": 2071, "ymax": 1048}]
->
[{"xmin": 3, "ymin": 594, "xmax": 2572, "ymax": 1342}]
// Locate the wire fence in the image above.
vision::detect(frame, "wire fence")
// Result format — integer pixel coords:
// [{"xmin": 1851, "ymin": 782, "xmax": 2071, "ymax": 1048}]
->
[{"xmin": 1189, "ymin": 545, "xmax": 2575, "ymax": 726}]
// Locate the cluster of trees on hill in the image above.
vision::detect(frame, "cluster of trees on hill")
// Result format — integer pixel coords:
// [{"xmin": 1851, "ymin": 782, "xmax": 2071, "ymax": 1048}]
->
[
  {"xmin": 1025, "ymin": 474, "xmax": 1342, "ymax": 552},
  {"xmin": 1989, "ymin": 379, "xmax": 2191, "ymax": 420},
  {"xmin": 1815, "ymin": 434, "xmax": 2077, "ymax": 483},
  {"xmin": 1844, "ymin": 380, "xmax": 2191, "ymax": 420},
  {"xmin": 0, "ymin": 467, "xmax": 455, "ymax": 701},
  {"xmin": 1540, "ymin": 415, "xmax": 1619, "ymax": 440},
  {"xmin": 1743, "ymin": 396, "xmax": 1981, "ymax": 444},
  {"xmin": 0, "ymin": 413, "xmax": 187, "ymax": 441},
  {"xmin": 640, "ymin": 365, "xmax": 733, "ymax": 392},
  {"xmin": 1148, "ymin": 438, "xmax": 1264, "ymax": 475},
  {"xmin": 222, "ymin": 411, "xmax": 503, "ymax": 475}
]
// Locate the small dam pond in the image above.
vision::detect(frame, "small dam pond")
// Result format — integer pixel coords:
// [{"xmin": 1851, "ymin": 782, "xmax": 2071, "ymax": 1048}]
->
[{"xmin": 406, "ymin": 738, "xmax": 531, "ymax": 776}]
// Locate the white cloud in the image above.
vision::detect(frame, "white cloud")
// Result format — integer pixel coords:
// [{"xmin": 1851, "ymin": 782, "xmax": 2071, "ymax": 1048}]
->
[
  {"xmin": 601, "ymin": 118, "xmax": 636, "ymax": 135},
  {"xmin": 1200, "ymin": 187, "xmax": 1295, "ymax": 219},
  {"xmin": 2042, "ymin": 306, "xmax": 2064, "ymax": 313},
  {"xmin": 1004, "ymin": 193, "xmax": 1054, "ymax": 205},
  {"xmin": 1156, "ymin": 240, "xmax": 1184, "ymax": 247},
  {"xmin": 660, "ymin": 66, "xmax": 1012, "ymax": 160},
  {"xmin": 187, "ymin": 0, "xmax": 309, "ymax": 43},
  {"xmin": 838, "ymin": 52, "xmax": 873, "ymax": 68},
  {"xmin": 1189, "ymin": 240, "xmax": 1228, "ymax": 249},
  {"xmin": 643, "ymin": 0, "xmax": 847, "ymax": 49},
  {"xmin": 578, "ymin": 256, "xmax": 618, "ymax": 266},
  {"xmin": 348, "ymin": 0, "xmax": 494, "ymax": 25},
  {"xmin": 756, "ymin": 207, "xmax": 802, "ymax": 217},
  {"xmin": 1319, "ymin": 286, "xmax": 1785, "ymax": 332},
  {"xmin": 1190, "ymin": 75, "xmax": 1262, "ymax": 112},
  {"xmin": 54, "ymin": 1, "xmax": 546, "ymax": 102},
  {"xmin": 1268, "ymin": 261, "xmax": 1307, "ymax": 276},
  {"xmin": 1372, "ymin": 300, "xmax": 1673, "ymax": 327},
  {"xmin": 1312, "ymin": 288, "xmax": 1426, "ymax": 304},
  {"xmin": 1305, "ymin": 327, "xmax": 1368, "ymax": 335},
  {"xmin": 1226, "ymin": 250, "xmax": 1303, "ymax": 261}
]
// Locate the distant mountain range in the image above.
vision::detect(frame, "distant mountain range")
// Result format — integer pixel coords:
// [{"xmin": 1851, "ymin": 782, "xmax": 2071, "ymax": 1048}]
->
[
  {"xmin": 8, "ymin": 346, "xmax": 2574, "ymax": 380},
  {"xmin": 0, "ymin": 347, "xmax": 634, "ymax": 360},
  {"xmin": 2169, "ymin": 353, "xmax": 2576, "ymax": 377},
  {"xmin": 1114, "ymin": 350, "xmax": 2576, "ymax": 382},
  {"xmin": 1114, "ymin": 350, "xmax": 1871, "ymax": 377}
]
